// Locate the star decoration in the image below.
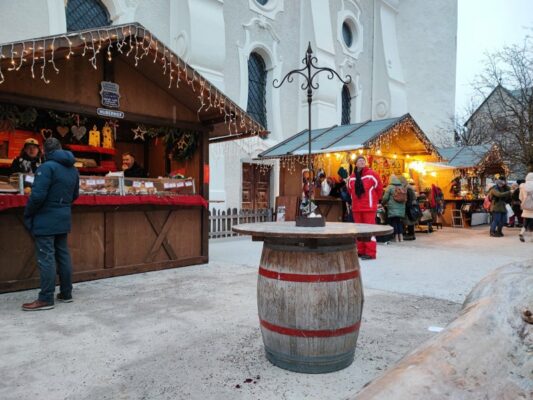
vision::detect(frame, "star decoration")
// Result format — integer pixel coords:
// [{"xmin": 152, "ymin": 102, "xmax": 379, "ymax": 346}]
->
[
  {"xmin": 132, "ymin": 125, "xmax": 147, "ymax": 141},
  {"xmin": 175, "ymin": 134, "xmax": 190, "ymax": 151}
]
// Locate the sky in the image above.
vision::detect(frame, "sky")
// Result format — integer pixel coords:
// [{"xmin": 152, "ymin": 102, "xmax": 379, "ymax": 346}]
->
[{"xmin": 456, "ymin": 0, "xmax": 533, "ymax": 116}]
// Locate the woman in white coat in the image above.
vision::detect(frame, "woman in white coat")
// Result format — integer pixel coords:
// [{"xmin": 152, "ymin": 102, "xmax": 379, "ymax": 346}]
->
[{"xmin": 518, "ymin": 172, "xmax": 533, "ymax": 242}]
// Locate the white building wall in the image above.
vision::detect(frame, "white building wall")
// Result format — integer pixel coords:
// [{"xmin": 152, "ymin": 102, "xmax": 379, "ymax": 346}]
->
[
  {"xmin": 0, "ymin": 0, "xmax": 458, "ymax": 210},
  {"xmin": 396, "ymin": 0, "xmax": 458, "ymax": 140}
]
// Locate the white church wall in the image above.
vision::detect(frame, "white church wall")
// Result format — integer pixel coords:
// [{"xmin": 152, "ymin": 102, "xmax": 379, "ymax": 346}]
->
[{"xmin": 396, "ymin": 0, "xmax": 458, "ymax": 141}]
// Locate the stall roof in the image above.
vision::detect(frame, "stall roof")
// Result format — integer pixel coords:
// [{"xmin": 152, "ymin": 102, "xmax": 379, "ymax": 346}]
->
[
  {"xmin": 436, "ymin": 145, "xmax": 492, "ymax": 168},
  {"xmin": 259, "ymin": 113, "xmax": 441, "ymax": 158},
  {"xmin": 0, "ymin": 23, "xmax": 265, "ymax": 143}
]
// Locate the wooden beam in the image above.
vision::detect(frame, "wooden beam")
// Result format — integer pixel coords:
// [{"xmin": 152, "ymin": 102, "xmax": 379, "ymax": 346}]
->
[
  {"xmin": 0, "ymin": 91, "xmax": 210, "ymax": 132},
  {"xmin": 0, "ymin": 256, "xmax": 208, "ymax": 294}
]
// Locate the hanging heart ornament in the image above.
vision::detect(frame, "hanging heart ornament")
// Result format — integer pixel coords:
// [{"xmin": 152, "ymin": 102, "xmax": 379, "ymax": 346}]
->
[
  {"xmin": 71, "ymin": 125, "xmax": 87, "ymax": 141},
  {"xmin": 57, "ymin": 126, "xmax": 70, "ymax": 137},
  {"xmin": 40, "ymin": 128, "xmax": 53, "ymax": 140}
]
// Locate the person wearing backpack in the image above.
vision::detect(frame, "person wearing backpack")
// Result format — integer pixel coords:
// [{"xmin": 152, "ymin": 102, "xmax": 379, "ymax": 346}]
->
[
  {"xmin": 348, "ymin": 156, "xmax": 383, "ymax": 259},
  {"xmin": 518, "ymin": 173, "xmax": 533, "ymax": 242},
  {"xmin": 488, "ymin": 176, "xmax": 511, "ymax": 237},
  {"xmin": 402, "ymin": 177, "xmax": 420, "ymax": 240},
  {"xmin": 382, "ymin": 175, "xmax": 407, "ymax": 242}
]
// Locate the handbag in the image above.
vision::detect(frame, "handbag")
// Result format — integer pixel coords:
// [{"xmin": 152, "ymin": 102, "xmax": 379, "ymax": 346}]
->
[
  {"xmin": 407, "ymin": 202, "xmax": 422, "ymax": 220},
  {"xmin": 420, "ymin": 209, "xmax": 433, "ymax": 222}
]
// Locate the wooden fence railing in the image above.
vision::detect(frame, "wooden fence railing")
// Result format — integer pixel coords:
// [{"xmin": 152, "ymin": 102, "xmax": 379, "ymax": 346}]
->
[{"xmin": 208, "ymin": 208, "xmax": 273, "ymax": 239}]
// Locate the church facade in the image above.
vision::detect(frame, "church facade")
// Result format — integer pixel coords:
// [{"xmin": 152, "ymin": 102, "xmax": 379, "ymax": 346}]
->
[{"xmin": 0, "ymin": 0, "xmax": 457, "ymax": 210}]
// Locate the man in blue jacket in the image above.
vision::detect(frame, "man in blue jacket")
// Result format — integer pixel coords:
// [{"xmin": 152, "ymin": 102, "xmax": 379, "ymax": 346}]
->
[{"xmin": 22, "ymin": 138, "xmax": 79, "ymax": 311}]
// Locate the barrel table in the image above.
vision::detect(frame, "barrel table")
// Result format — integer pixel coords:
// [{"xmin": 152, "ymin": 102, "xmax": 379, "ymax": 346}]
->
[{"xmin": 232, "ymin": 222, "xmax": 393, "ymax": 374}]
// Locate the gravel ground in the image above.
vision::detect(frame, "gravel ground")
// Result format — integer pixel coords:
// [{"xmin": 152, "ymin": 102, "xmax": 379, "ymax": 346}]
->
[{"xmin": 0, "ymin": 226, "xmax": 531, "ymax": 399}]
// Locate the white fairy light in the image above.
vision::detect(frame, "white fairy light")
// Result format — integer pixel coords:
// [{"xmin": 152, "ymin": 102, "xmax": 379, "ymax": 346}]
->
[
  {"xmin": 40, "ymin": 39, "xmax": 50, "ymax": 83},
  {"xmin": 0, "ymin": 45, "xmax": 4, "ymax": 84},
  {"xmin": 63, "ymin": 35, "xmax": 74, "ymax": 60},
  {"xmin": 16, "ymin": 42, "xmax": 26, "ymax": 71},
  {"xmin": 168, "ymin": 53, "xmax": 174, "ymax": 88},
  {"xmin": 49, "ymin": 38, "xmax": 59, "ymax": 74},
  {"xmin": 31, "ymin": 41, "xmax": 36, "ymax": 78},
  {"xmin": 8, "ymin": 43, "xmax": 15, "ymax": 71}
]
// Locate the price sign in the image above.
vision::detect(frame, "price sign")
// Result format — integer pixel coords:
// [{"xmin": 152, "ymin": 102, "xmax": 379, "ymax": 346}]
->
[
  {"xmin": 87, "ymin": 180, "xmax": 96, "ymax": 186},
  {"xmin": 185, "ymin": 181, "xmax": 193, "ymax": 187},
  {"xmin": 133, "ymin": 181, "xmax": 142, "ymax": 188},
  {"xmin": 24, "ymin": 175, "xmax": 34, "ymax": 183},
  {"xmin": 145, "ymin": 181, "xmax": 154, "ymax": 188}
]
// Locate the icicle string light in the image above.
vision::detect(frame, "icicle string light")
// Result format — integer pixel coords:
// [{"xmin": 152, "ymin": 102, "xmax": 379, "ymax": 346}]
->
[{"xmin": 0, "ymin": 24, "xmax": 263, "ymax": 138}]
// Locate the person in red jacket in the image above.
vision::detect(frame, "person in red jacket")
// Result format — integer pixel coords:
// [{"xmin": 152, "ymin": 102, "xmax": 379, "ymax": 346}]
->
[{"xmin": 348, "ymin": 155, "xmax": 383, "ymax": 259}]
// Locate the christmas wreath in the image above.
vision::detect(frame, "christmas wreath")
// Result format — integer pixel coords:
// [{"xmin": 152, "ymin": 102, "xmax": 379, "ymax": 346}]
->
[
  {"xmin": 0, "ymin": 104, "xmax": 37, "ymax": 131},
  {"xmin": 164, "ymin": 130, "xmax": 199, "ymax": 161}
]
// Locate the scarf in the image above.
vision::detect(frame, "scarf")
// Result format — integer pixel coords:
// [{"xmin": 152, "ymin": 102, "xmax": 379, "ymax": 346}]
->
[{"xmin": 355, "ymin": 168, "xmax": 365, "ymax": 198}]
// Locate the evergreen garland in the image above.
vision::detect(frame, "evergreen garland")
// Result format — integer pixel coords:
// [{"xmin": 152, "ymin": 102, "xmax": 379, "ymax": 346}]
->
[
  {"xmin": 164, "ymin": 130, "xmax": 199, "ymax": 161},
  {"xmin": 0, "ymin": 104, "xmax": 38, "ymax": 129}
]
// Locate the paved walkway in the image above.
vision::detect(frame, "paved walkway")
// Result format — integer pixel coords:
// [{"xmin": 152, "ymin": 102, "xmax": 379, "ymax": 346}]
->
[{"xmin": 0, "ymin": 226, "xmax": 531, "ymax": 399}]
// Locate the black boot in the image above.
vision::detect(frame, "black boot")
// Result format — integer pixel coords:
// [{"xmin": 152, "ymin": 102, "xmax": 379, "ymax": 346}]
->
[{"xmin": 497, "ymin": 227, "xmax": 504, "ymax": 237}]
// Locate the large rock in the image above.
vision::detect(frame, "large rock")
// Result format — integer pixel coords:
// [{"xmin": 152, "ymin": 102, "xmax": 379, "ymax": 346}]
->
[{"xmin": 350, "ymin": 260, "xmax": 533, "ymax": 400}]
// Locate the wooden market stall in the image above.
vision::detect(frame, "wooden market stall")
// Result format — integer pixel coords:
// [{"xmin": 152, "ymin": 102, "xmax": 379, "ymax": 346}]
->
[
  {"xmin": 0, "ymin": 23, "xmax": 265, "ymax": 293},
  {"xmin": 422, "ymin": 144, "xmax": 507, "ymax": 227},
  {"xmin": 258, "ymin": 114, "xmax": 442, "ymax": 222}
]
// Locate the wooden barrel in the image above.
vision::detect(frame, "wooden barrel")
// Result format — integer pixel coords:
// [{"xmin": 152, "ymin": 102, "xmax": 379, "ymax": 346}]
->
[{"xmin": 257, "ymin": 238, "xmax": 363, "ymax": 373}]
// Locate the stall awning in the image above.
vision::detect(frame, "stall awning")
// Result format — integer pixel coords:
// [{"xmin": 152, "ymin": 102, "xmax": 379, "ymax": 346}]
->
[
  {"xmin": 436, "ymin": 145, "xmax": 492, "ymax": 168},
  {"xmin": 258, "ymin": 113, "xmax": 441, "ymax": 159},
  {"xmin": 0, "ymin": 23, "xmax": 265, "ymax": 143}
]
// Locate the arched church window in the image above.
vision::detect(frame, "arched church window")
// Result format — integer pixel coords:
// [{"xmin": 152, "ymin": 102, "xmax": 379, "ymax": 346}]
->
[
  {"xmin": 247, "ymin": 52, "xmax": 268, "ymax": 128},
  {"xmin": 341, "ymin": 85, "xmax": 351, "ymax": 125},
  {"xmin": 66, "ymin": 0, "xmax": 111, "ymax": 32}
]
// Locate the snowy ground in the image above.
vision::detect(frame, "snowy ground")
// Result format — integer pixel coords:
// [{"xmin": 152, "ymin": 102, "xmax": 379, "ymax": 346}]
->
[{"xmin": 1, "ymin": 226, "xmax": 531, "ymax": 400}]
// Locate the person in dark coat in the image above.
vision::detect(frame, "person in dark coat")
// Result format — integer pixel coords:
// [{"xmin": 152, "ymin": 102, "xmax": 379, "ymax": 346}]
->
[
  {"xmin": 488, "ymin": 176, "xmax": 511, "ymax": 237},
  {"xmin": 10, "ymin": 138, "xmax": 44, "ymax": 174},
  {"xmin": 122, "ymin": 152, "xmax": 147, "ymax": 178},
  {"xmin": 22, "ymin": 138, "xmax": 79, "ymax": 311}
]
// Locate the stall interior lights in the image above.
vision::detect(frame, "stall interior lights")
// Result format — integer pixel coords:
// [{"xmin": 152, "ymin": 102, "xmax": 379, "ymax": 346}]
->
[
  {"xmin": 350, "ymin": 153, "xmax": 356, "ymax": 160},
  {"xmin": 430, "ymin": 171, "xmax": 437, "ymax": 177},
  {"xmin": 0, "ymin": 23, "xmax": 263, "ymax": 139}
]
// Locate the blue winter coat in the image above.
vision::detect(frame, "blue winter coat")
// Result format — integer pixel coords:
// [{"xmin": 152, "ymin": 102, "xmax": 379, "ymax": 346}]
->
[{"xmin": 24, "ymin": 150, "xmax": 79, "ymax": 236}]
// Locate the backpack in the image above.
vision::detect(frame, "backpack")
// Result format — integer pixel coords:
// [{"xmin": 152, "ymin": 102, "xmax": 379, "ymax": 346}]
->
[
  {"xmin": 483, "ymin": 195, "xmax": 491, "ymax": 211},
  {"xmin": 392, "ymin": 186, "xmax": 407, "ymax": 203},
  {"xmin": 522, "ymin": 192, "xmax": 533, "ymax": 211}
]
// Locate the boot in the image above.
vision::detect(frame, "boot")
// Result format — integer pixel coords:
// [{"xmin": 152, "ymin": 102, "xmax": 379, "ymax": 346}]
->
[
  {"xmin": 497, "ymin": 227, "xmax": 504, "ymax": 237},
  {"xmin": 399, "ymin": 234, "xmax": 403, "ymax": 242}
]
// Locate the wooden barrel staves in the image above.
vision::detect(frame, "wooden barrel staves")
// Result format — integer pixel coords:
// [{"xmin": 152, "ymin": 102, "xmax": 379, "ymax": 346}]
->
[{"xmin": 257, "ymin": 237, "xmax": 363, "ymax": 373}]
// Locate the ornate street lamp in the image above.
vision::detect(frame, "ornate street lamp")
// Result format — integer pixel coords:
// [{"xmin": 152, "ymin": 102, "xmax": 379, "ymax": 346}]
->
[{"xmin": 273, "ymin": 42, "xmax": 351, "ymax": 226}]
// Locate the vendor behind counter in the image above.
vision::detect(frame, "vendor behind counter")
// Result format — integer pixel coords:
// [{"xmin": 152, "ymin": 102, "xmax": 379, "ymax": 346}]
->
[{"xmin": 10, "ymin": 138, "xmax": 43, "ymax": 174}]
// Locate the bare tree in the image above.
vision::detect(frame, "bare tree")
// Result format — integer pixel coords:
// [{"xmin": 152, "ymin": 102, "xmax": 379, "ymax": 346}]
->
[
  {"xmin": 434, "ymin": 100, "xmax": 485, "ymax": 147},
  {"xmin": 468, "ymin": 30, "xmax": 533, "ymax": 173}
]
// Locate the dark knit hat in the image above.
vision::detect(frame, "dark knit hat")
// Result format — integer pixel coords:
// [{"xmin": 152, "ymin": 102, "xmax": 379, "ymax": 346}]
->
[
  {"xmin": 43, "ymin": 137, "xmax": 62, "ymax": 154},
  {"xmin": 337, "ymin": 167, "xmax": 348, "ymax": 179}
]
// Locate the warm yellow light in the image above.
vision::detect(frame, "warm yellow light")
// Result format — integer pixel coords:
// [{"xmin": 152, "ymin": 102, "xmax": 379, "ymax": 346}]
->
[
  {"xmin": 430, "ymin": 171, "xmax": 437, "ymax": 177},
  {"xmin": 376, "ymin": 149, "xmax": 382, "ymax": 155},
  {"xmin": 358, "ymin": 149, "xmax": 363, "ymax": 155},
  {"xmin": 406, "ymin": 154, "xmax": 411, "ymax": 159},
  {"xmin": 326, "ymin": 153, "xmax": 331, "ymax": 158},
  {"xmin": 393, "ymin": 154, "xmax": 397, "ymax": 159},
  {"xmin": 350, "ymin": 153, "xmax": 356, "ymax": 160}
]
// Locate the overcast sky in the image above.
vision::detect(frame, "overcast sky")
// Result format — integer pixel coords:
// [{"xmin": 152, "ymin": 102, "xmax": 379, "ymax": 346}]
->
[{"xmin": 456, "ymin": 0, "xmax": 533, "ymax": 116}]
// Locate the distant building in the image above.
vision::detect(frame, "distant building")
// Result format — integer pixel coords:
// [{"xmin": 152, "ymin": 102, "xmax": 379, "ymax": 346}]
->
[
  {"xmin": 464, "ymin": 85, "xmax": 532, "ymax": 175},
  {"xmin": 0, "ymin": 0, "xmax": 458, "ymax": 209}
]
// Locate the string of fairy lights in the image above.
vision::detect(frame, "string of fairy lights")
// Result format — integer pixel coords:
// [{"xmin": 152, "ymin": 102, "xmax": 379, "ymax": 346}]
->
[{"xmin": 0, "ymin": 23, "xmax": 263, "ymax": 139}]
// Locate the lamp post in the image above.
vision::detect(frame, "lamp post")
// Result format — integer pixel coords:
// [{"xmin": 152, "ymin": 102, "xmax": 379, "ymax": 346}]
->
[{"xmin": 273, "ymin": 42, "xmax": 351, "ymax": 225}]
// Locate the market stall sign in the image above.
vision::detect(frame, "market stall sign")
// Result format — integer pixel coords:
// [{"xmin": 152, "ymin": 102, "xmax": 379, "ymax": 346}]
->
[
  {"xmin": 97, "ymin": 108, "xmax": 124, "ymax": 119},
  {"xmin": 100, "ymin": 81, "xmax": 121, "ymax": 108}
]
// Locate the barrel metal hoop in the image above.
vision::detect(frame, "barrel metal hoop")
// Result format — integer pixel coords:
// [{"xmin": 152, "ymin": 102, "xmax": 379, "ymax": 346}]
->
[
  {"xmin": 260, "ymin": 319, "xmax": 361, "ymax": 338},
  {"xmin": 263, "ymin": 241, "xmax": 355, "ymax": 253},
  {"xmin": 264, "ymin": 345, "xmax": 356, "ymax": 374},
  {"xmin": 259, "ymin": 266, "xmax": 359, "ymax": 282}
]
